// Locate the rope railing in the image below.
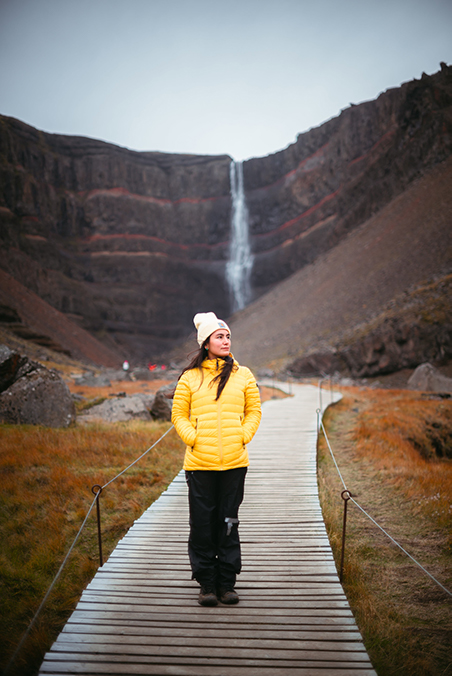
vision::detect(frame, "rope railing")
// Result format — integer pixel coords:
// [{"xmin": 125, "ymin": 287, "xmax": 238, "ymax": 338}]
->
[
  {"xmin": 101, "ymin": 425, "xmax": 174, "ymax": 491},
  {"xmin": 318, "ymin": 375, "xmax": 334, "ymax": 412},
  {"xmin": 318, "ymin": 416, "xmax": 452, "ymax": 597},
  {"xmin": 92, "ymin": 424, "xmax": 175, "ymax": 567},
  {"xmin": 4, "ymin": 423, "xmax": 175, "ymax": 676}
]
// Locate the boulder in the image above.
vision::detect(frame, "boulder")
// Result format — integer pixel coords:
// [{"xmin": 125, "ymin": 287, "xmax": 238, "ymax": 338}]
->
[
  {"xmin": 78, "ymin": 395, "xmax": 151, "ymax": 424},
  {"xmin": 407, "ymin": 363, "xmax": 452, "ymax": 393},
  {"xmin": 131, "ymin": 368, "xmax": 156, "ymax": 381},
  {"xmin": 151, "ymin": 382, "xmax": 177, "ymax": 421},
  {"xmin": 0, "ymin": 346, "xmax": 75, "ymax": 427},
  {"xmin": 103, "ymin": 368, "xmax": 131, "ymax": 382},
  {"xmin": 133, "ymin": 392, "xmax": 156, "ymax": 410},
  {"xmin": 73, "ymin": 373, "xmax": 112, "ymax": 387}
]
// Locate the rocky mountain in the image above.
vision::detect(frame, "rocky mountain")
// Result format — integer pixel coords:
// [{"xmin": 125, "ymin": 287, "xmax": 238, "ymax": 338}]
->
[
  {"xmin": 0, "ymin": 64, "xmax": 451, "ymax": 369},
  {"xmin": 0, "ymin": 129, "xmax": 233, "ymax": 360},
  {"xmin": 244, "ymin": 64, "xmax": 451, "ymax": 297}
]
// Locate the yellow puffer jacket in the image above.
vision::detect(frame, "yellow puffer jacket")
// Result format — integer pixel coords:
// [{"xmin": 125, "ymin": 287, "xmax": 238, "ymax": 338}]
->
[{"xmin": 172, "ymin": 356, "xmax": 261, "ymax": 471}]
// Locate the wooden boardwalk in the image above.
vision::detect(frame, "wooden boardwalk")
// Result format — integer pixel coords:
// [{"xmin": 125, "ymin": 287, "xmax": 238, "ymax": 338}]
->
[{"xmin": 39, "ymin": 383, "xmax": 376, "ymax": 675}]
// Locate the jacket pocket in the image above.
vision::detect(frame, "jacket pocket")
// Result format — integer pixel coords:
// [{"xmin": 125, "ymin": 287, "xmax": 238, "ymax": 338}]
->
[
  {"xmin": 190, "ymin": 418, "xmax": 198, "ymax": 451},
  {"xmin": 240, "ymin": 415, "xmax": 246, "ymax": 447}
]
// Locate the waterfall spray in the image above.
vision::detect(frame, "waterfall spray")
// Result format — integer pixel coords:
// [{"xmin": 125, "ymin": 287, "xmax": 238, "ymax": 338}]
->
[{"xmin": 226, "ymin": 160, "xmax": 253, "ymax": 312}]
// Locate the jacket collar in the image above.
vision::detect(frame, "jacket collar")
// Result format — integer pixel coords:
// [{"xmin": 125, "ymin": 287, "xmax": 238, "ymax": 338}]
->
[{"xmin": 201, "ymin": 353, "xmax": 236, "ymax": 374}]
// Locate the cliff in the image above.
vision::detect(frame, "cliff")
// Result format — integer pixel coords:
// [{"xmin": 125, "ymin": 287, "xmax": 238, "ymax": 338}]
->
[
  {"xmin": 0, "ymin": 64, "xmax": 451, "ymax": 365},
  {"xmin": 0, "ymin": 126, "xmax": 233, "ymax": 359},
  {"xmin": 244, "ymin": 63, "xmax": 452, "ymax": 295},
  {"xmin": 228, "ymin": 155, "xmax": 452, "ymax": 374}
]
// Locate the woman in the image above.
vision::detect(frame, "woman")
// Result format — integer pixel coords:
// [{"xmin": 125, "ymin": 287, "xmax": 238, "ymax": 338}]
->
[{"xmin": 171, "ymin": 312, "xmax": 261, "ymax": 606}]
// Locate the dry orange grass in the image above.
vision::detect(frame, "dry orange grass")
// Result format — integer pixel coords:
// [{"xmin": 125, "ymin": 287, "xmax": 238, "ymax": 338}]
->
[
  {"xmin": 318, "ymin": 387, "xmax": 452, "ymax": 676},
  {"xmin": 352, "ymin": 390, "xmax": 452, "ymax": 531},
  {"xmin": 0, "ymin": 421, "xmax": 185, "ymax": 676}
]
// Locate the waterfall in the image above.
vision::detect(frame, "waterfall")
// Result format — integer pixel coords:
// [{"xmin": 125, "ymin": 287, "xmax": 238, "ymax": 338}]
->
[{"xmin": 226, "ymin": 160, "xmax": 253, "ymax": 312}]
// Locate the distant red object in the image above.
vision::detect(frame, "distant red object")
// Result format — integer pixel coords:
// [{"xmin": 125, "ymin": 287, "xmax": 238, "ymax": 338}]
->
[{"xmin": 148, "ymin": 364, "xmax": 157, "ymax": 371}]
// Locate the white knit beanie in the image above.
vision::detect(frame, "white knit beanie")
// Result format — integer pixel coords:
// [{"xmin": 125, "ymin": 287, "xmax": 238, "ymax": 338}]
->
[{"xmin": 193, "ymin": 312, "xmax": 231, "ymax": 347}]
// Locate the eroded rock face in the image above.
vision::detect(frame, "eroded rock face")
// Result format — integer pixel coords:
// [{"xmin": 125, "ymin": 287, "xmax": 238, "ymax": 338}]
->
[
  {"xmin": 0, "ymin": 346, "xmax": 75, "ymax": 427},
  {"xmin": 284, "ymin": 272, "xmax": 452, "ymax": 379},
  {"xmin": 339, "ymin": 318, "xmax": 452, "ymax": 378},
  {"xmin": 288, "ymin": 316, "xmax": 452, "ymax": 379},
  {"xmin": 287, "ymin": 351, "xmax": 347, "ymax": 378},
  {"xmin": 1, "ymin": 66, "xmax": 451, "ymax": 362}
]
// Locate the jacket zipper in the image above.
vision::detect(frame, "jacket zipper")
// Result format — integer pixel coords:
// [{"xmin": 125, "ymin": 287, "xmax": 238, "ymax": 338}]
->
[{"xmin": 211, "ymin": 364, "xmax": 224, "ymax": 468}]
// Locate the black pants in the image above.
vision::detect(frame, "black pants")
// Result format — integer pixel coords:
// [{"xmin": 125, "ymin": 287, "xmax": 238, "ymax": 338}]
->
[{"xmin": 185, "ymin": 467, "xmax": 247, "ymax": 590}]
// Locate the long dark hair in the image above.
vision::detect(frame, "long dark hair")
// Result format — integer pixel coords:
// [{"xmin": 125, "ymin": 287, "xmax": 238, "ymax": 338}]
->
[{"xmin": 179, "ymin": 339, "xmax": 236, "ymax": 400}]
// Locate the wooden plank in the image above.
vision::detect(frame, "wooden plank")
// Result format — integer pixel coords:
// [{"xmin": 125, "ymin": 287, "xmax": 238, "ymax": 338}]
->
[
  {"xmin": 40, "ymin": 662, "xmax": 378, "ymax": 676},
  {"xmin": 91, "ymin": 568, "xmax": 339, "ymax": 580},
  {"xmin": 45, "ymin": 646, "xmax": 372, "ymax": 666},
  {"xmin": 68, "ymin": 610, "xmax": 359, "ymax": 627},
  {"xmin": 45, "ymin": 643, "xmax": 371, "ymax": 664},
  {"xmin": 59, "ymin": 624, "xmax": 365, "ymax": 642},
  {"xmin": 75, "ymin": 599, "xmax": 356, "ymax": 617},
  {"xmin": 39, "ymin": 383, "xmax": 376, "ymax": 676}
]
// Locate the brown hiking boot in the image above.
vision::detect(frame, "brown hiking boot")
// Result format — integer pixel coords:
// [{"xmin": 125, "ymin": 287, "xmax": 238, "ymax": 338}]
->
[
  {"xmin": 219, "ymin": 588, "xmax": 239, "ymax": 604},
  {"xmin": 198, "ymin": 586, "xmax": 218, "ymax": 607}
]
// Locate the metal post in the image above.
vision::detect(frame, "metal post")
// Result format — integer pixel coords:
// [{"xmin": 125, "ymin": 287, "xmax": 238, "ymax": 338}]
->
[
  {"xmin": 318, "ymin": 379, "xmax": 323, "ymax": 412},
  {"xmin": 92, "ymin": 485, "xmax": 104, "ymax": 567},
  {"xmin": 340, "ymin": 490, "xmax": 352, "ymax": 582}
]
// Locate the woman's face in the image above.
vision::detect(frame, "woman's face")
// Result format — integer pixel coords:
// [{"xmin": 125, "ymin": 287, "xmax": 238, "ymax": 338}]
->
[{"xmin": 206, "ymin": 329, "xmax": 231, "ymax": 360}]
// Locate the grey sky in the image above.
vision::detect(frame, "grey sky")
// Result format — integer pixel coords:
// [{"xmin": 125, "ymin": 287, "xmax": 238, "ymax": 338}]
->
[{"xmin": 1, "ymin": 0, "xmax": 451, "ymax": 160}]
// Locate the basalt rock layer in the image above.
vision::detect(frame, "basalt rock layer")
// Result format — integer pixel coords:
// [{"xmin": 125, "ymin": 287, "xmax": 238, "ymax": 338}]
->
[
  {"xmin": 244, "ymin": 64, "xmax": 452, "ymax": 294},
  {"xmin": 0, "ymin": 65, "xmax": 451, "ymax": 364},
  {"xmin": 0, "ymin": 129, "xmax": 233, "ymax": 359}
]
